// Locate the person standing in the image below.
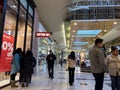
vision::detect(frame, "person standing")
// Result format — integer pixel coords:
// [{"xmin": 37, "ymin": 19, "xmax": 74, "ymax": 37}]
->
[
  {"xmin": 89, "ymin": 38, "xmax": 107, "ymax": 90},
  {"xmin": 46, "ymin": 50, "xmax": 56, "ymax": 79},
  {"xmin": 19, "ymin": 51, "xmax": 25, "ymax": 84},
  {"xmin": 10, "ymin": 48, "xmax": 22, "ymax": 88},
  {"xmin": 106, "ymin": 46, "xmax": 120, "ymax": 90},
  {"xmin": 68, "ymin": 51, "xmax": 76, "ymax": 86},
  {"xmin": 21, "ymin": 50, "xmax": 36, "ymax": 87}
]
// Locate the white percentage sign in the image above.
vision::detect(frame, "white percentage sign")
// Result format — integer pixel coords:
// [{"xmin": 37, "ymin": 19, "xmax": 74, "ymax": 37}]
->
[
  {"xmin": 7, "ymin": 43, "xmax": 13, "ymax": 51},
  {"xmin": 7, "ymin": 42, "xmax": 13, "ymax": 57}
]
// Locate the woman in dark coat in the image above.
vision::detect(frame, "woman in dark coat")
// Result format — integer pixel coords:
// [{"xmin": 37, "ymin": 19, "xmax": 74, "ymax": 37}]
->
[{"xmin": 21, "ymin": 50, "xmax": 36, "ymax": 87}]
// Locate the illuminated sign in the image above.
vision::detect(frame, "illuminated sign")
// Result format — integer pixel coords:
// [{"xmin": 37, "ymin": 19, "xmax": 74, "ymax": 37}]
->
[{"xmin": 35, "ymin": 32, "xmax": 50, "ymax": 38}]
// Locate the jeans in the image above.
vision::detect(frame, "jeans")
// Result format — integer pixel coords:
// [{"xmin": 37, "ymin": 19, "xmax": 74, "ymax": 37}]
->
[
  {"xmin": 69, "ymin": 67, "xmax": 75, "ymax": 84},
  {"xmin": 110, "ymin": 75, "xmax": 120, "ymax": 90},
  {"xmin": 10, "ymin": 73, "xmax": 17, "ymax": 81},
  {"xmin": 93, "ymin": 73, "xmax": 104, "ymax": 90}
]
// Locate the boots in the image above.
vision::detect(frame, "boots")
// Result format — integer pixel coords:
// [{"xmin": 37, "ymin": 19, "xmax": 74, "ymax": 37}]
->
[
  {"xmin": 10, "ymin": 80, "xmax": 18, "ymax": 88},
  {"xmin": 21, "ymin": 82, "xmax": 25, "ymax": 87}
]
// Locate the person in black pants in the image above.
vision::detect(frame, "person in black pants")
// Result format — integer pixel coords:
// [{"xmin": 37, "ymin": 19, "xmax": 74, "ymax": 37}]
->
[
  {"xmin": 93, "ymin": 73, "xmax": 104, "ymax": 90},
  {"xmin": 21, "ymin": 50, "xmax": 36, "ymax": 87},
  {"xmin": 89, "ymin": 38, "xmax": 108, "ymax": 90},
  {"xmin": 46, "ymin": 50, "xmax": 56, "ymax": 79},
  {"xmin": 67, "ymin": 51, "xmax": 76, "ymax": 86},
  {"xmin": 19, "ymin": 51, "xmax": 25, "ymax": 84}
]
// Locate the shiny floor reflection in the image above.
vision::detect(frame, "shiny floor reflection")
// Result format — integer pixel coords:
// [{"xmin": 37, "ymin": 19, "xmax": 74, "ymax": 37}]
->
[{"xmin": 1, "ymin": 65, "xmax": 111, "ymax": 90}]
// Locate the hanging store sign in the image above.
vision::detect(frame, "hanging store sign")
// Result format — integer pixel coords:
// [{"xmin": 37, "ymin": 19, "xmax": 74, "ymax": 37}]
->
[
  {"xmin": 35, "ymin": 32, "xmax": 50, "ymax": 38},
  {"xmin": 0, "ymin": 33, "xmax": 14, "ymax": 72}
]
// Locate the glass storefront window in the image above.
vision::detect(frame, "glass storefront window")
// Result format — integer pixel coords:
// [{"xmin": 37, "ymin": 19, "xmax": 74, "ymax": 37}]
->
[
  {"xmin": 20, "ymin": 0, "xmax": 27, "ymax": 9},
  {"xmin": 0, "ymin": 0, "xmax": 35, "ymax": 82},
  {"xmin": 26, "ymin": 25, "xmax": 32, "ymax": 51},
  {"xmin": 28, "ymin": 14, "xmax": 32, "ymax": 26},
  {"xmin": 0, "ymin": 0, "xmax": 18, "ymax": 80},
  {"xmin": 29, "ymin": 5, "xmax": 33, "ymax": 16},
  {"xmin": 16, "ymin": 5, "xmax": 26, "ymax": 50}
]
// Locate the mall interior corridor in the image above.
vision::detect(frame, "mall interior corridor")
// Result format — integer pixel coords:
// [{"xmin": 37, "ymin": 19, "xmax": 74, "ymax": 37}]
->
[
  {"xmin": 1, "ymin": 0, "xmax": 120, "ymax": 90},
  {"xmin": 1, "ymin": 65, "xmax": 111, "ymax": 90}
]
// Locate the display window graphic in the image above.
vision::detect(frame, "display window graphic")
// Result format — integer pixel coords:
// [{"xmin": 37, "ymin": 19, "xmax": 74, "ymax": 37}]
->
[{"xmin": 0, "ymin": 33, "xmax": 14, "ymax": 72}]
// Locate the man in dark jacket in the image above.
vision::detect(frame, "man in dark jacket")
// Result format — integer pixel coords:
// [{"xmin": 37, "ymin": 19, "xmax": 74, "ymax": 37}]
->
[{"xmin": 46, "ymin": 50, "xmax": 56, "ymax": 79}]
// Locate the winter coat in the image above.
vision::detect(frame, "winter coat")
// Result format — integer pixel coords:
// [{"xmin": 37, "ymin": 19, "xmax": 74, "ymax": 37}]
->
[
  {"xmin": 10, "ymin": 54, "xmax": 20, "ymax": 74},
  {"xmin": 68, "ymin": 58, "xmax": 76, "ymax": 68},
  {"xmin": 22, "ymin": 56, "xmax": 36, "ymax": 75},
  {"xmin": 46, "ymin": 53, "xmax": 56, "ymax": 64},
  {"xmin": 106, "ymin": 54, "xmax": 120, "ymax": 76},
  {"xmin": 89, "ymin": 45, "xmax": 108, "ymax": 73}
]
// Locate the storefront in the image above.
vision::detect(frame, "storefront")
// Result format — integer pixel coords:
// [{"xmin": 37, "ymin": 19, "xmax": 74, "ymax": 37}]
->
[{"xmin": 0, "ymin": 0, "xmax": 36, "ymax": 83}]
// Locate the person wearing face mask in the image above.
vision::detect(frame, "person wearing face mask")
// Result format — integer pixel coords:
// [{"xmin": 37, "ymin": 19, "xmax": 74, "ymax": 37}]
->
[
  {"xmin": 46, "ymin": 50, "xmax": 56, "ymax": 79},
  {"xmin": 106, "ymin": 46, "xmax": 120, "ymax": 90}
]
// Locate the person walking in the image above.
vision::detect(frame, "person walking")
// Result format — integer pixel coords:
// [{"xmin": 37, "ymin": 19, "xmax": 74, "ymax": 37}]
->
[
  {"xmin": 46, "ymin": 50, "xmax": 56, "ymax": 79},
  {"xmin": 89, "ymin": 38, "xmax": 107, "ymax": 90},
  {"xmin": 21, "ymin": 50, "xmax": 36, "ymax": 87},
  {"xmin": 10, "ymin": 48, "xmax": 22, "ymax": 88},
  {"xmin": 68, "ymin": 51, "xmax": 76, "ymax": 86},
  {"xmin": 106, "ymin": 46, "xmax": 120, "ymax": 90}
]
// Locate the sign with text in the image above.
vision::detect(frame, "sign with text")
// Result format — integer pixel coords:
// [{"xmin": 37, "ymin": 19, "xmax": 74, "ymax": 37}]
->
[
  {"xmin": 0, "ymin": 33, "xmax": 14, "ymax": 72},
  {"xmin": 35, "ymin": 32, "xmax": 50, "ymax": 38}
]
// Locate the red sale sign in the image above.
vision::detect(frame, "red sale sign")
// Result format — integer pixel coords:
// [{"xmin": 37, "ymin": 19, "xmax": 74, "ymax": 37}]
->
[{"xmin": 0, "ymin": 33, "xmax": 14, "ymax": 72}]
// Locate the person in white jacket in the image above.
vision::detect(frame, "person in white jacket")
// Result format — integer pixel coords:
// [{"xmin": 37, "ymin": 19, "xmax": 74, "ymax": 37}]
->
[{"xmin": 106, "ymin": 46, "xmax": 120, "ymax": 90}]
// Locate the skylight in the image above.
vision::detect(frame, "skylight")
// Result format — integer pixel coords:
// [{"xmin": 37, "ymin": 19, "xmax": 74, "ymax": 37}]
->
[
  {"xmin": 73, "ymin": 42, "xmax": 88, "ymax": 45},
  {"xmin": 76, "ymin": 30, "xmax": 101, "ymax": 37}
]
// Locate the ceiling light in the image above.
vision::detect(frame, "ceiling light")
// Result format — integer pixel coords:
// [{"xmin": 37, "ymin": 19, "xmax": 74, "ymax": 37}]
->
[
  {"xmin": 12, "ymin": 5, "xmax": 16, "ymax": 8},
  {"xmin": 73, "ymin": 30, "xmax": 76, "ymax": 32},
  {"xmin": 114, "ymin": 22, "xmax": 117, "ymax": 25},
  {"xmin": 22, "ymin": 15, "xmax": 25, "ymax": 17},
  {"xmin": 104, "ymin": 30, "xmax": 107, "ymax": 32},
  {"xmin": 98, "ymin": 35, "xmax": 101, "ymax": 37},
  {"xmin": 71, "ymin": 39, "xmax": 74, "ymax": 41},
  {"xmin": 74, "ymin": 23, "xmax": 77, "ymax": 26}
]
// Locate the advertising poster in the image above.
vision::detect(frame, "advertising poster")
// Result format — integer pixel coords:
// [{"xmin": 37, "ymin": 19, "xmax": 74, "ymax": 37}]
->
[{"xmin": 0, "ymin": 33, "xmax": 14, "ymax": 72}]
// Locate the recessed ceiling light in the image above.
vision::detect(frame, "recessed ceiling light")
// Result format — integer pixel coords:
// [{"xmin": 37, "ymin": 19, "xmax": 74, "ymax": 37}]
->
[
  {"xmin": 12, "ymin": 5, "xmax": 16, "ymax": 8},
  {"xmin": 22, "ymin": 15, "xmax": 25, "ymax": 17},
  {"xmin": 114, "ymin": 22, "xmax": 117, "ymax": 25},
  {"xmin": 73, "ymin": 30, "xmax": 76, "ymax": 32},
  {"xmin": 104, "ymin": 30, "xmax": 107, "ymax": 32},
  {"xmin": 98, "ymin": 35, "xmax": 101, "ymax": 37},
  {"xmin": 74, "ymin": 23, "xmax": 77, "ymax": 26}
]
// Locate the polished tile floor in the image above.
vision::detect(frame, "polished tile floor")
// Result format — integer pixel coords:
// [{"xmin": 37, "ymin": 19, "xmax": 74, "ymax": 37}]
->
[{"xmin": 1, "ymin": 65, "xmax": 111, "ymax": 90}]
